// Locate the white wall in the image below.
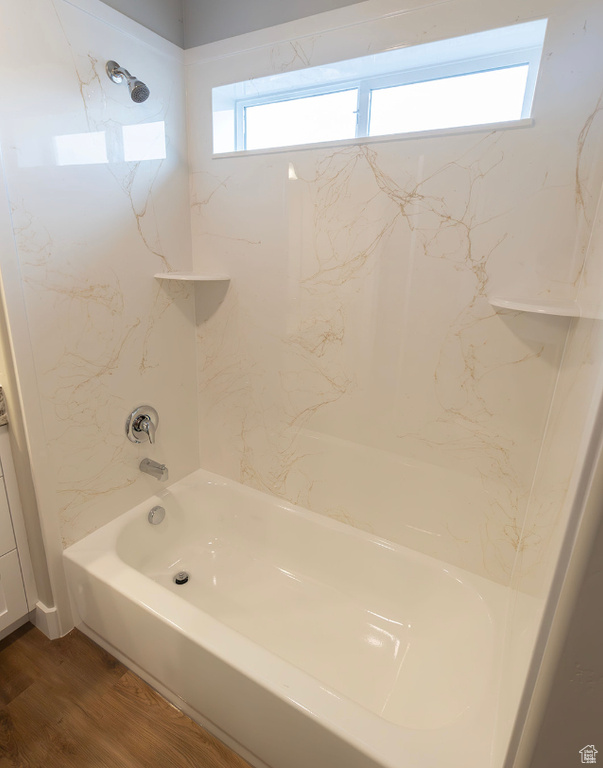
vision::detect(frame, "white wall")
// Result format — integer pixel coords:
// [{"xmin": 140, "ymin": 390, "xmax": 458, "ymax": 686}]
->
[
  {"xmin": 186, "ymin": 0, "xmax": 603, "ymax": 588},
  {"xmin": 101, "ymin": 0, "xmax": 184, "ymax": 47},
  {"xmin": 185, "ymin": 5, "xmax": 603, "ymax": 760},
  {"xmin": 0, "ymin": 0, "xmax": 198, "ymax": 627}
]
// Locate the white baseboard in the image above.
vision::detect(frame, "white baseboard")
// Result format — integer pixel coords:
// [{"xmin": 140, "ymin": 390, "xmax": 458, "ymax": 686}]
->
[{"xmin": 32, "ymin": 601, "xmax": 61, "ymax": 639}]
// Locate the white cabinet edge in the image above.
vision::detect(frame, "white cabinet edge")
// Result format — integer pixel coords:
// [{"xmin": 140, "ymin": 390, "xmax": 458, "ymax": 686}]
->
[
  {"xmin": 0, "ymin": 426, "xmax": 38, "ymax": 609},
  {"xmin": 0, "ymin": 549, "xmax": 28, "ymax": 637}
]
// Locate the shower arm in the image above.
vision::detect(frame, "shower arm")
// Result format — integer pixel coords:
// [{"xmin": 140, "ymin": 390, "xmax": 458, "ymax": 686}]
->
[
  {"xmin": 106, "ymin": 61, "xmax": 134, "ymax": 85},
  {"xmin": 105, "ymin": 60, "xmax": 150, "ymax": 103}
]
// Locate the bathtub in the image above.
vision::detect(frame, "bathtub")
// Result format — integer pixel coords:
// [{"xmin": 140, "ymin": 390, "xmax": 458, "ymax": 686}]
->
[{"xmin": 63, "ymin": 468, "xmax": 526, "ymax": 768}]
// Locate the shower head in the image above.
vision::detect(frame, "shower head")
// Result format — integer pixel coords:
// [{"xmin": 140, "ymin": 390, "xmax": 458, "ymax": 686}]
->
[
  {"xmin": 106, "ymin": 60, "xmax": 150, "ymax": 103},
  {"xmin": 129, "ymin": 79, "xmax": 150, "ymax": 103}
]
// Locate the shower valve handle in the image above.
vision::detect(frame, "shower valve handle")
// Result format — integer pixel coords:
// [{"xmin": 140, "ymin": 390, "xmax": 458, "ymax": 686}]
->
[
  {"xmin": 126, "ymin": 405, "xmax": 159, "ymax": 444},
  {"xmin": 133, "ymin": 414, "xmax": 156, "ymax": 444}
]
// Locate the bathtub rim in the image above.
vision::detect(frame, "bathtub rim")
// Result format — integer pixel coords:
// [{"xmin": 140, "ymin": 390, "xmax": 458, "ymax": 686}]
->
[
  {"xmin": 66, "ymin": 540, "xmax": 442, "ymax": 768},
  {"xmin": 63, "ymin": 465, "xmax": 535, "ymax": 768}
]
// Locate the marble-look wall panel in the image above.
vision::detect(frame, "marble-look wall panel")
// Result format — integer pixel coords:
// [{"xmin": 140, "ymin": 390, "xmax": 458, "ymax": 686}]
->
[
  {"xmin": 512, "ymin": 179, "xmax": 603, "ymax": 600},
  {"xmin": 188, "ymin": 0, "xmax": 603, "ymax": 584},
  {"xmin": 0, "ymin": 0, "xmax": 198, "ymax": 546}
]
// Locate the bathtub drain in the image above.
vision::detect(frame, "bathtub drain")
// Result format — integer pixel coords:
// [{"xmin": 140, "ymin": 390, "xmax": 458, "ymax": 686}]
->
[{"xmin": 174, "ymin": 571, "xmax": 189, "ymax": 585}]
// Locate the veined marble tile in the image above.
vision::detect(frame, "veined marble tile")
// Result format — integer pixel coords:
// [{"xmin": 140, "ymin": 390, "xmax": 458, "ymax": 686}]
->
[
  {"xmin": 512, "ymin": 178, "xmax": 603, "ymax": 598},
  {"xmin": 190, "ymin": 0, "xmax": 603, "ymax": 585},
  {"xmin": 0, "ymin": 0, "xmax": 198, "ymax": 546}
]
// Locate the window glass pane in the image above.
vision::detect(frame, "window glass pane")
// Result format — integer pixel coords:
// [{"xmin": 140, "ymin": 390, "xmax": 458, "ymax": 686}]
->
[
  {"xmin": 245, "ymin": 89, "xmax": 358, "ymax": 151},
  {"xmin": 369, "ymin": 65, "xmax": 529, "ymax": 137}
]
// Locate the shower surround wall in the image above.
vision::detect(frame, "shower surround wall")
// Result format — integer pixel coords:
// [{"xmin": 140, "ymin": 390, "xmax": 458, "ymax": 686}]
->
[
  {"xmin": 0, "ymin": 0, "xmax": 197, "ymax": 577},
  {"xmin": 0, "ymin": 0, "xmax": 600, "ymax": 659},
  {"xmin": 187, "ymin": 0, "xmax": 603, "ymax": 588}
]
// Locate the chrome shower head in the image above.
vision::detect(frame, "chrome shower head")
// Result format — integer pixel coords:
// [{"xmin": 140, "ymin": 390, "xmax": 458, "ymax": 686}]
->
[
  {"xmin": 129, "ymin": 79, "xmax": 150, "ymax": 103},
  {"xmin": 106, "ymin": 60, "xmax": 150, "ymax": 103}
]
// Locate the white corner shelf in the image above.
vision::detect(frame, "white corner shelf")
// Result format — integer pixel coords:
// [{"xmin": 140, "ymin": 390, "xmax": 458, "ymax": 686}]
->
[
  {"xmin": 155, "ymin": 272, "xmax": 230, "ymax": 282},
  {"xmin": 488, "ymin": 296, "xmax": 602, "ymax": 320}
]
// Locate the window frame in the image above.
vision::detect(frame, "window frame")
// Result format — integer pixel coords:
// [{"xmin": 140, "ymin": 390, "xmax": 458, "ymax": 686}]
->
[{"xmin": 234, "ymin": 47, "xmax": 543, "ymax": 151}]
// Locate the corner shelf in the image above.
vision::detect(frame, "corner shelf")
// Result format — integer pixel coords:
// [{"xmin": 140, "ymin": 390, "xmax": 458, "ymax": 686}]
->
[
  {"xmin": 154, "ymin": 272, "xmax": 230, "ymax": 282},
  {"xmin": 488, "ymin": 296, "xmax": 601, "ymax": 320}
]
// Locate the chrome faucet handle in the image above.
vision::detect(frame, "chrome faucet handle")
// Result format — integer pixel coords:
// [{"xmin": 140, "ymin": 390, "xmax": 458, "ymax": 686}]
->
[
  {"xmin": 134, "ymin": 414, "xmax": 156, "ymax": 444},
  {"xmin": 144, "ymin": 417, "xmax": 156, "ymax": 444},
  {"xmin": 126, "ymin": 405, "xmax": 159, "ymax": 444}
]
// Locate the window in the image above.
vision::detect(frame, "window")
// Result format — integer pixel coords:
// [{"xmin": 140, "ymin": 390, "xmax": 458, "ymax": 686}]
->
[
  {"xmin": 369, "ymin": 65, "xmax": 529, "ymax": 136},
  {"xmin": 245, "ymin": 89, "xmax": 358, "ymax": 151},
  {"xmin": 212, "ymin": 19, "xmax": 547, "ymax": 154}
]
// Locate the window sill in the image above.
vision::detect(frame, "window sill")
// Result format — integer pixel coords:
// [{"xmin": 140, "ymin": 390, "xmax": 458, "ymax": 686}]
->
[{"xmin": 212, "ymin": 117, "xmax": 533, "ymax": 160}]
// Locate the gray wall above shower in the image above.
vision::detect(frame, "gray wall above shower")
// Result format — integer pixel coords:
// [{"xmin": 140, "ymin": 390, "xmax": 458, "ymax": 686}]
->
[
  {"xmin": 182, "ymin": 0, "xmax": 367, "ymax": 48},
  {"xmin": 100, "ymin": 0, "xmax": 185, "ymax": 47},
  {"xmin": 100, "ymin": 0, "xmax": 366, "ymax": 48}
]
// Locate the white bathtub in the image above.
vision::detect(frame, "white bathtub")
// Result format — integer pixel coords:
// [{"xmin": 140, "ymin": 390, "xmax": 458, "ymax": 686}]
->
[{"xmin": 63, "ymin": 468, "xmax": 525, "ymax": 768}]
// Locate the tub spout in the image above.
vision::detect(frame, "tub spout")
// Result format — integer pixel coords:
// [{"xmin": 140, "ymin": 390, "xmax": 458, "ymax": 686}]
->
[{"xmin": 140, "ymin": 458, "xmax": 168, "ymax": 481}]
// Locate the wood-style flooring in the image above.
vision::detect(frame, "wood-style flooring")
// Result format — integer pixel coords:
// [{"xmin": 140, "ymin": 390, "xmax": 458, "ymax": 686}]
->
[{"xmin": 0, "ymin": 623, "xmax": 252, "ymax": 768}]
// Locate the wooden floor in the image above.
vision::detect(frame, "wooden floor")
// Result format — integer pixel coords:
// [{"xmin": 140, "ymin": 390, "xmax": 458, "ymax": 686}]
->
[{"xmin": 0, "ymin": 624, "xmax": 252, "ymax": 768}]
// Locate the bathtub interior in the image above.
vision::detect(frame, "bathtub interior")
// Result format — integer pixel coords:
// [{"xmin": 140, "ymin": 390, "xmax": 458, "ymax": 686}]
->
[{"xmin": 113, "ymin": 471, "xmax": 502, "ymax": 732}]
